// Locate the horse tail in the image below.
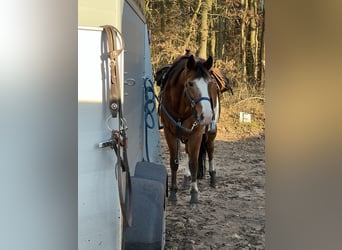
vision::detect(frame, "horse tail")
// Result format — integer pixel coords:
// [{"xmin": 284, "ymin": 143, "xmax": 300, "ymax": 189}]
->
[{"xmin": 198, "ymin": 133, "xmax": 208, "ymax": 179}]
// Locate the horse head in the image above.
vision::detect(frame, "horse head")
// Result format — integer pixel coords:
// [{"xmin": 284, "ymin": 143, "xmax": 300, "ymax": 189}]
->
[{"xmin": 184, "ymin": 55, "xmax": 216, "ymax": 126}]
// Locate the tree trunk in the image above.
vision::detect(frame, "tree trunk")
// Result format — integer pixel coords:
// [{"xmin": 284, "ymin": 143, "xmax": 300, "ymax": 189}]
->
[
  {"xmin": 259, "ymin": 2, "xmax": 265, "ymax": 87},
  {"xmin": 248, "ymin": 0, "xmax": 257, "ymax": 85},
  {"xmin": 241, "ymin": 0, "xmax": 248, "ymax": 83},
  {"xmin": 184, "ymin": 0, "xmax": 202, "ymax": 51},
  {"xmin": 198, "ymin": 0, "xmax": 213, "ymax": 58},
  {"xmin": 160, "ymin": 0, "xmax": 165, "ymax": 33},
  {"xmin": 209, "ymin": 0, "xmax": 217, "ymax": 57},
  {"xmin": 217, "ymin": 15, "xmax": 223, "ymax": 59}
]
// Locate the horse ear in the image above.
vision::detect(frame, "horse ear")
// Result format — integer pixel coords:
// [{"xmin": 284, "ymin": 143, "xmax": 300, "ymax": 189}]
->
[
  {"xmin": 186, "ymin": 55, "xmax": 195, "ymax": 70},
  {"xmin": 204, "ymin": 56, "xmax": 213, "ymax": 70}
]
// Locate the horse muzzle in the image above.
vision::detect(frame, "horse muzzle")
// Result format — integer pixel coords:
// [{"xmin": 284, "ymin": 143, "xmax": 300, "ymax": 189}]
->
[
  {"xmin": 199, "ymin": 111, "xmax": 212, "ymax": 125},
  {"xmin": 196, "ymin": 98, "xmax": 212, "ymax": 125}
]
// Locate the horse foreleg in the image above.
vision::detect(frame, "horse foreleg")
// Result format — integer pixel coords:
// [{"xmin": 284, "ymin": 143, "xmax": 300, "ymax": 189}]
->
[
  {"xmin": 189, "ymin": 157, "xmax": 199, "ymax": 204},
  {"xmin": 164, "ymin": 130, "xmax": 179, "ymax": 202},
  {"xmin": 188, "ymin": 137, "xmax": 202, "ymax": 204}
]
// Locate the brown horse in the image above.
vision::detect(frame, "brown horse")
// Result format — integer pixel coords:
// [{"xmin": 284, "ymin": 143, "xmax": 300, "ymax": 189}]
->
[{"xmin": 158, "ymin": 53, "xmax": 219, "ymax": 204}]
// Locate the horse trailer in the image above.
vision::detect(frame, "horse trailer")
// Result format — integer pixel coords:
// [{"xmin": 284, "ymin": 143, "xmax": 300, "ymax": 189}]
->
[{"xmin": 78, "ymin": 0, "xmax": 166, "ymax": 249}]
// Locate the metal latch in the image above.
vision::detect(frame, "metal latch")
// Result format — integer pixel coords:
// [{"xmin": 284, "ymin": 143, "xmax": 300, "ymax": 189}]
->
[
  {"xmin": 98, "ymin": 130, "xmax": 118, "ymax": 149},
  {"xmin": 98, "ymin": 139, "xmax": 114, "ymax": 148},
  {"xmin": 98, "ymin": 130, "xmax": 124, "ymax": 149}
]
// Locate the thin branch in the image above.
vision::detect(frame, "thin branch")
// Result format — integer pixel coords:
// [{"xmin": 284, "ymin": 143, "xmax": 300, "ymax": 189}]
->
[
  {"xmin": 184, "ymin": 0, "xmax": 202, "ymax": 50},
  {"xmin": 231, "ymin": 96, "xmax": 265, "ymax": 106}
]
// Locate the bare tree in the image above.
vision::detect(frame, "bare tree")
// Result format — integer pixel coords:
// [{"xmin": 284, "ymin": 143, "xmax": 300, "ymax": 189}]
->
[
  {"xmin": 145, "ymin": 0, "xmax": 265, "ymax": 87},
  {"xmin": 198, "ymin": 0, "xmax": 213, "ymax": 58},
  {"xmin": 183, "ymin": 0, "xmax": 202, "ymax": 51}
]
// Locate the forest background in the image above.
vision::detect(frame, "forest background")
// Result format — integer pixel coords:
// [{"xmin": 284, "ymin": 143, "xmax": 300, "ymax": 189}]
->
[{"xmin": 144, "ymin": 0, "xmax": 265, "ymax": 136}]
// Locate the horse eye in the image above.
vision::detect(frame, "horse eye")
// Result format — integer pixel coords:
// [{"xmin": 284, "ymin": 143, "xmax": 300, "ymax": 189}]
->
[{"xmin": 188, "ymin": 82, "xmax": 194, "ymax": 87}]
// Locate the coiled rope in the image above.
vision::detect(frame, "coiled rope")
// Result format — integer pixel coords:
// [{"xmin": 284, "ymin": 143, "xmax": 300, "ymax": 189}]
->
[{"xmin": 143, "ymin": 77, "xmax": 156, "ymax": 162}]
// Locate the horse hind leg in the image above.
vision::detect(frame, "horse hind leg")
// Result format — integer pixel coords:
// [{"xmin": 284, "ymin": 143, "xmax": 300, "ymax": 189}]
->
[
  {"xmin": 183, "ymin": 161, "xmax": 191, "ymax": 190},
  {"xmin": 207, "ymin": 134, "xmax": 217, "ymax": 188},
  {"xmin": 197, "ymin": 134, "xmax": 207, "ymax": 179},
  {"xmin": 209, "ymin": 162, "xmax": 217, "ymax": 188},
  {"xmin": 183, "ymin": 144, "xmax": 191, "ymax": 189}
]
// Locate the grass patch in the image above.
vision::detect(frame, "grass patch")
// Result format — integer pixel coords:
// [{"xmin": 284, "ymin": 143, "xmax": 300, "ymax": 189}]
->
[{"xmin": 218, "ymin": 84, "xmax": 265, "ymax": 139}]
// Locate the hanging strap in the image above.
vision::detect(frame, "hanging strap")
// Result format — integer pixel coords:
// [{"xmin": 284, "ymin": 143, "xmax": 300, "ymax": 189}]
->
[
  {"xmin": 111, "ymin": 128, "xmax": 132, "ymax": 228},
  {"xmin": 102, "ymin": 25, "xmax": 125, "ymax": 118},
  {"xmin": 102, "ymin": 25, "xmax": 132, "ymax": 228}
]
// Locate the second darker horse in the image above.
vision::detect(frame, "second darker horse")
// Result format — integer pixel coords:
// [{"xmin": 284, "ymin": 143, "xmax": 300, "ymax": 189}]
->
[{"xmin": 197, "ymin": 66, "xmax": 233, "ymax": 182}]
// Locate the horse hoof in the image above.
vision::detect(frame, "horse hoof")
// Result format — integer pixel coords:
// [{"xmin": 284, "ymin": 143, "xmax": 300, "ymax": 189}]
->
[
  {"xmin": 168, "ymin": 198, "xmax": 177, "ymax": 206},
  {"xmin": 169, "ymin": 187, "xmax": 178, "ymax": 202},
  {"xmin": 168, "ymin": 192, "xmax": 177, "ymax": 203},
  {"xmin": 197, "ymin": 171, "xmax": 204, "ymax": 179},
  {"xmin": 209, "ymin": 170, "xmax": 217, "ymax": 188},
  {"xmin": 190, "ymin": 190, "xmax": 199, "ymax": 204},
  {"xmin": 183, "ymin": 175, "xmax": 191, "ymax": 189}
]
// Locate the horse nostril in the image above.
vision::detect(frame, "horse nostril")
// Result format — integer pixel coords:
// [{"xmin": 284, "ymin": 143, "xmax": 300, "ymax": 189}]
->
[{"xmin": 199, "ymin": 111, "xmax": 212, "ymax": 125}]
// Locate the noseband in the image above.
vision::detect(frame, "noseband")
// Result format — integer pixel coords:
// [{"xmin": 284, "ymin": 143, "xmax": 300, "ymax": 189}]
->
[{"xmin": 184, "ymin": 84, "xmax": 212, "ymax": 112}]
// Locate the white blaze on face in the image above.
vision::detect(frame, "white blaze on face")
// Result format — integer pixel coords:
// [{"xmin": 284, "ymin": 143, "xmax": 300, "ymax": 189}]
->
[{"xmin": 194, "ymin": 78, "xmax": 212, "ymax": 125}]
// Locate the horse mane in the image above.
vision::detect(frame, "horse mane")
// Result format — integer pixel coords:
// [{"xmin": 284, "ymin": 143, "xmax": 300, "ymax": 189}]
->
[
  {"xmin": 160, "ymin": 55, "xmax": 213, "ymax": 90},
  {"xmin": 190, "ymin": 58, "xmax": 212, "ymax": 80},
  {"xmin": 166, "ymin": 56, "xmax": 189, "ymax": 86},
  {"xmin": 155, "ymin": 52, "xmax": 233, "ymax": 95},
  {"xmin": 155, "ymin": 64, "xmax": 171, "ymax": 87}
]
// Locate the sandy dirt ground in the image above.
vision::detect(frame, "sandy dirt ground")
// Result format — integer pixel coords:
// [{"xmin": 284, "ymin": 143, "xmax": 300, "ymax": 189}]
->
[{"xmin": 160, "ymin": 122, "xmax": 265, "ymax": 249}]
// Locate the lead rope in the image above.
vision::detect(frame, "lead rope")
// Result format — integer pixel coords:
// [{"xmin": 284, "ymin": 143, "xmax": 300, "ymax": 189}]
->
[
  {"xmin": 102, "ymin": 26, "xmax": 133, "ymax": 236},
  {"xmin": 143, "ymin": 77, "xmax": 156, "ymax": 162}
]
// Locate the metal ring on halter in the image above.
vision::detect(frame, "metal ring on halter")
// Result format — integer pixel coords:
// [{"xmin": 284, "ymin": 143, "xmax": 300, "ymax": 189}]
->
[
  {"xmin": 106, "ymin": 115, "xmax": 118, "ymax": 131},
  {"xmin": 106, "ymin": 115, "xmax": 128, "ymax": 132}
]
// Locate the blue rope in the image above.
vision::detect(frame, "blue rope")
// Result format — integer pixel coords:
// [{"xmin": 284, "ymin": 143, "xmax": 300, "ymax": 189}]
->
[
  {"xmin": 143, "ymin": 77, "xmax": 201, "ymax": 161},
  {"xmin": 143, "ymin": 77, "xmax": 156, "ymax": 162}
]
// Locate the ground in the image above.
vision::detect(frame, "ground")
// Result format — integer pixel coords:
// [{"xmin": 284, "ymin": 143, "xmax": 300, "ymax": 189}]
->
[{"xmin": 160, "ymin": 100, "xmax": 265, "ymax": 250}]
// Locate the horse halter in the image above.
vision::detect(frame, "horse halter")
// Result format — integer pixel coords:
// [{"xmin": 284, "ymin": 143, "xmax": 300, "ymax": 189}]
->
[{"xmin": 184, "ymin": 82, "xmax": 212, "ymax": 119}]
